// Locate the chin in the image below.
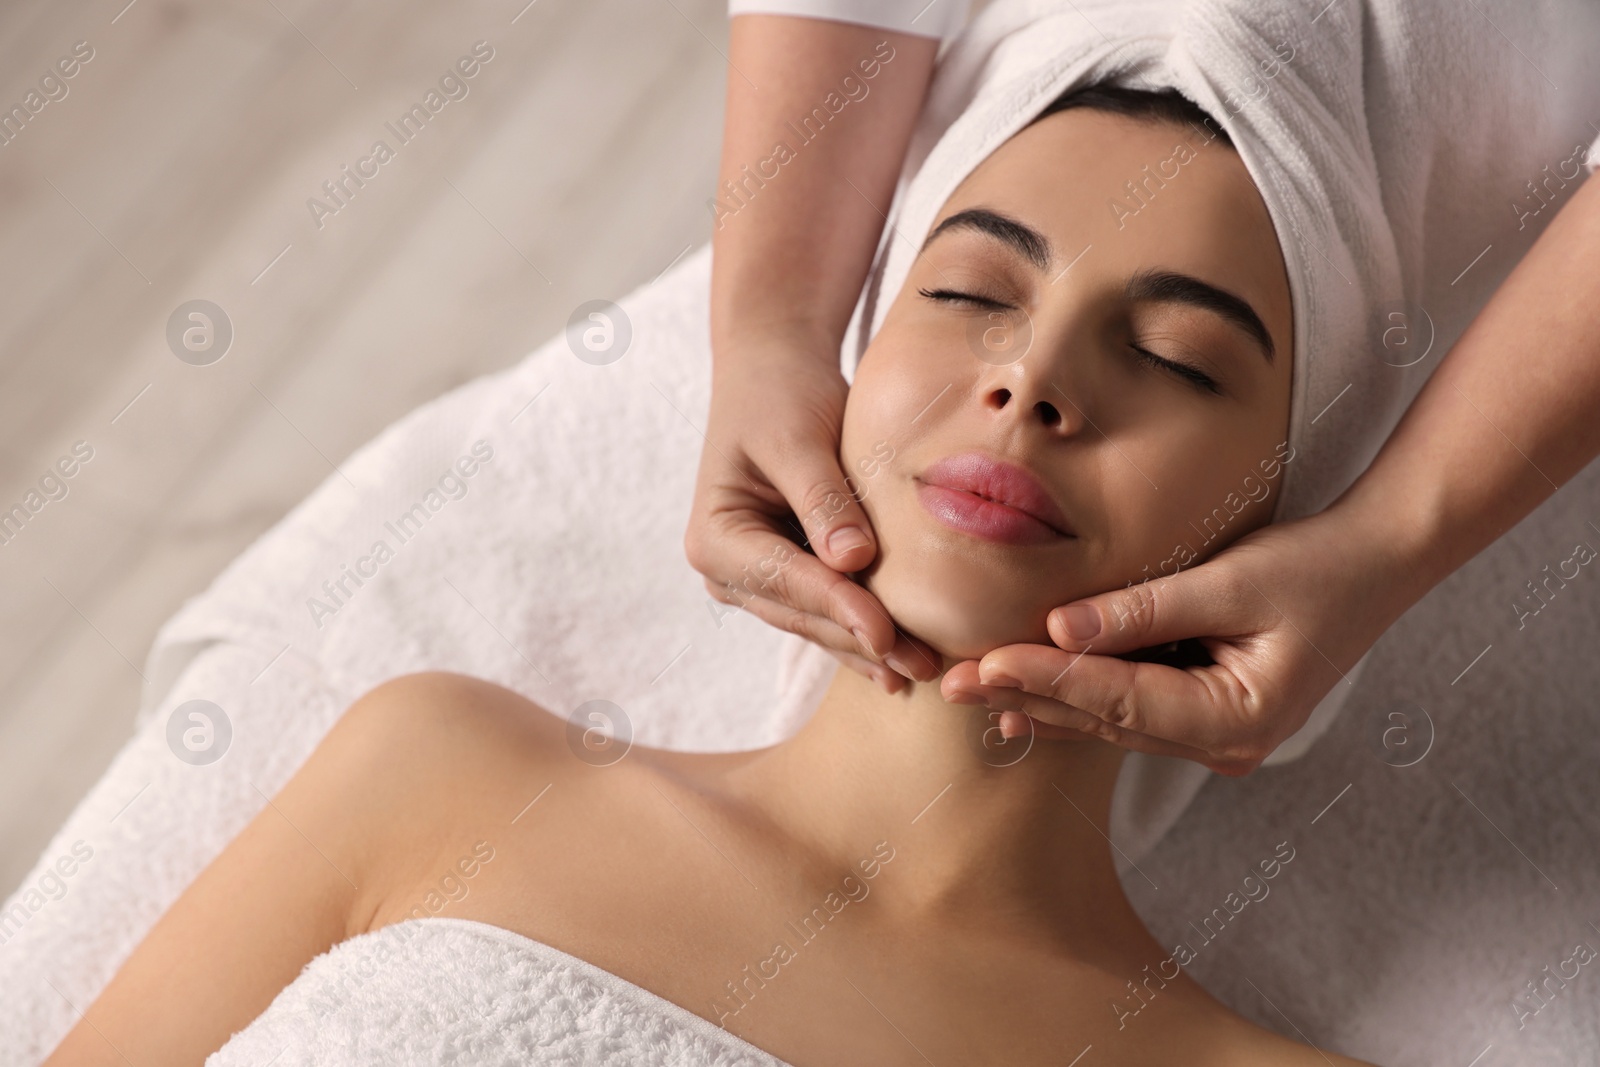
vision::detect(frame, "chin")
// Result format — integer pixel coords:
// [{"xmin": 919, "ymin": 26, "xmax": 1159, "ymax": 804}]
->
[{"xmin": 859, "ymin": 537, "xmax": 1056, "ymax": 662}]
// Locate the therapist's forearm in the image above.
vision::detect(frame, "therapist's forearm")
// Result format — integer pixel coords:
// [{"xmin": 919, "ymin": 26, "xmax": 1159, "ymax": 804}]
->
[
  {"xmin": 1333, "ymin": 174, "xmax": 1600, "ymax": 607},
  {"xmin": 711, "ymin": 15, "xmax": 938, "ymax": 359}
]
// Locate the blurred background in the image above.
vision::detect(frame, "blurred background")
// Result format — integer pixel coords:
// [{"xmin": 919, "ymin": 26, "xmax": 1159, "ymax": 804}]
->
[{"xmin": 0, "ymin": 0, "xmax": 728, "ymax": 895}]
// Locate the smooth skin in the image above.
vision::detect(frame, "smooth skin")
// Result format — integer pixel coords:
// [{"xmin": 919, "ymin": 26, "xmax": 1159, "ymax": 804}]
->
[
  {"xmin": 690, "ymin": 13, "xmax": 1600, "ymax": 775},
  {"xmin": 42, "ymin": 671, "xmax": 1372, "ymax": 1067},
  {"xmin": 46, "ymin": 108, "xmax": 1374, "ymax": 1067}
]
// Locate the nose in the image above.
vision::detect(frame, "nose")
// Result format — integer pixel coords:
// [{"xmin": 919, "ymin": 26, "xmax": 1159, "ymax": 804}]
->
[{"xmin": 976, "ymin": 357, "xmax": 1088, "ymax": 439}]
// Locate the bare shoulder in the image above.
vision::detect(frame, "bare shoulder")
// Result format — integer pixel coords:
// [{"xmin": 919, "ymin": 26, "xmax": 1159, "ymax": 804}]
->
[
  {"xmin": 336, "ymin": 671, "xmax": 567, "ymax": 761},
  {"xmin": 1223, "ymin": 1017, "xmax": 1380, "ymax": 1067},
  {"xmin": 331, "ymin": 670, "xmax": 574, "ymax": 808},
  {"xmin": 1115, "ymin": 981, "xmax": 1379, "ymax": 1067},
  {"xmin": 36, "ymin": 671, "xmax": 561, "ymax": 1066},
  {"xmin": 326, "ymin": 672, "xmax": 575, "ymax": 922}
]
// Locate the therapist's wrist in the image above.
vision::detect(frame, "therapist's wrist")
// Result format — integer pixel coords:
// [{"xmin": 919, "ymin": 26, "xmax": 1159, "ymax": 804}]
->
[
  {"xmin": 710, "ymin": 316, "xmax": 845, "ymax": 380},
  {"xmin": 1319, "ymin": 471, "xmax": 1452, "ymax": 623}
]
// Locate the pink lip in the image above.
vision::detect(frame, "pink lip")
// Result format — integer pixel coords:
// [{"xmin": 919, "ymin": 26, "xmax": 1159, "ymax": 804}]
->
[{"xmin": 915, "ymin": 452, "xmax": 1076, "ymax": 546}]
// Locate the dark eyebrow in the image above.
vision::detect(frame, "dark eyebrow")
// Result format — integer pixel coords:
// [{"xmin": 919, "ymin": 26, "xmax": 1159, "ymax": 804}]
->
[
  {"xmin": 1124, "ymin": 268, "xmax": 1276, "ymax": 365},
  {"xmin": 921, "ymin": 207, "xmax": 1052, "ymax": 272}
]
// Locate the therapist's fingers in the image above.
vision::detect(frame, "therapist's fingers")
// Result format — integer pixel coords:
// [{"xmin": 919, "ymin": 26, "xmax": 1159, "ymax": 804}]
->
[
  {"xmin": 716, "ymin": 575, "xmax": 917, "ymax": 690},
  {"xmin": 692, "ymin": 507, "xmax": 941, "ymax": 680},
  {"xmin": 745, "ymin": 585, "xmax": 934, "ymax": 684},
  {"xmin": 759, "ymin": 428, "xmax": 880, "ymax": 576},
  {"xmin": 1040, "ymin": 559, "xmax": 1247, "ymax": 657},
  {"xmin": 706, "ymin": 545, "xmax": 942, "ymax": 682},
  {"xmin": 959, "ymin": 638, "xmax": 1282, "ymax": 775},
  {"xmin": 995, "ymin": 711, "xmax": 1090, "ymax": 743},
  {"xmin": 733, "ymin": 596, "xmax": 909, "ymax": 694},
  {"xmin": 941, "ymin": 658, "xmax": 1232, "ymax": 764},
  {"xmin": 820, "ymin": 645, "xmax": 909, "ymax": 695}
]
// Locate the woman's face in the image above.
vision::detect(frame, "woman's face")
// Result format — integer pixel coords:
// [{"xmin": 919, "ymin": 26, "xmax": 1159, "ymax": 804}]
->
[{"xmin": 839, "ymin": 105, "xmax": 1295, "ymax": 661}]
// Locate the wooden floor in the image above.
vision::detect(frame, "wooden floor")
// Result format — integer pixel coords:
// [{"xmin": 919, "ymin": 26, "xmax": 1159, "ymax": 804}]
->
[{"xmin": 0, "ymin": 0, "xmax": 731, "ymax": 894}]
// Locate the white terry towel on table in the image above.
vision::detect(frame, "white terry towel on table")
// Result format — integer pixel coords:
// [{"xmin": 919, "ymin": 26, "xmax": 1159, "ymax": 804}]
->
[
  {"xmin": 4, "ymin": 0, "xmax": 1600, "ymax": 1064},
  {"xmin": 206, "ymin": 917, "xmax": 789, "ymax": 1067}
]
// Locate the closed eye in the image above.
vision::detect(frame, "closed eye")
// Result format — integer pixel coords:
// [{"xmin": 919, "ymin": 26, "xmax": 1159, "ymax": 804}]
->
[
  {"xmin": 917, "ymin": 286, "xmax": 1010, "ymax": 311},
  {"xmin": 1130, "ymin": 345, "xmax": 1221, "ymax": 395}
]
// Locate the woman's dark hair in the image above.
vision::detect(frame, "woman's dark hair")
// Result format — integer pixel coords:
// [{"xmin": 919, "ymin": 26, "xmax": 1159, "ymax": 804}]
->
[{"xmin": 1029, "ymin": 83, "xmax": 1233, "ymax": 149}]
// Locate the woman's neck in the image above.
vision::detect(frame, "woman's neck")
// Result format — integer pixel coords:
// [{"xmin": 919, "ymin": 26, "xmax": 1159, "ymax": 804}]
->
[{"xmin": 719, "ymin": 660, "xmax": 1148, "ymax": 952}]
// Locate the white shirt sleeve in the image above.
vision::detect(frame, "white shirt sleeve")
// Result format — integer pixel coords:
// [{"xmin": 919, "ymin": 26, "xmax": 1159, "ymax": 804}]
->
[
  {"xmin": 1587, "ymin": 132, "xmax": 1600, "ymax": 174},
  {"xmin": 728, "ymin": 0, "xmax": 972, "ymax": 41}
]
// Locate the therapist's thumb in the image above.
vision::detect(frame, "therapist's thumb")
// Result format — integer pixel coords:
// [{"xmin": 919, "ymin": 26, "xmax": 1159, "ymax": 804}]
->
[
  {"xmin": 772, "ymin": 451, "xmax": 878, "ymax": 574},
  {"xmin": 1047, "ymin": 570, "xmax": 1214, "ymax": 654}
]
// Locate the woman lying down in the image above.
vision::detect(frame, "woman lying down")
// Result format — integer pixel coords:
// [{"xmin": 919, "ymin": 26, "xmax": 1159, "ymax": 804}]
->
[{"xmin": 46, "ymin": 85, "xmax": 1375, "ymax": 1067}]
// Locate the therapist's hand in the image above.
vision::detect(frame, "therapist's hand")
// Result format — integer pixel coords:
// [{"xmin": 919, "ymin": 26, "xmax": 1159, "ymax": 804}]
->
[
  {"xmin": 685, "ymin": 334, "xmax": 942, "ymax": 693},
  {"xmin": 942, "ymin": 505, "xmax": 1424, "ymax": 775},
  {"xmin": 690, "ymin": 17, "xmax": 941, "ymax": 693}
]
